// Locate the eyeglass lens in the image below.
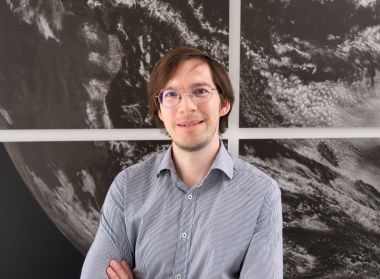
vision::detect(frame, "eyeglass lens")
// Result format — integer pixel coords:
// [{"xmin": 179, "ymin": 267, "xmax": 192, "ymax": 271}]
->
[{"xmin": 158, "ymin": 87, "xmax": 214, "ymax": 107}]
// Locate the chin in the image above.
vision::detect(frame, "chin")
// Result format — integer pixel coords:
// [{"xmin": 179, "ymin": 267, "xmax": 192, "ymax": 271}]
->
[{"xmin": 174, "ymin": 139, "xmax": 210, "ymax": 152}]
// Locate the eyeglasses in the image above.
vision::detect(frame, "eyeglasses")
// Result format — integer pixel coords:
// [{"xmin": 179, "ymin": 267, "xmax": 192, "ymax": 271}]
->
[{"xmin": 157, "ymin": 86, "xmax": 217, "ymax": 108}]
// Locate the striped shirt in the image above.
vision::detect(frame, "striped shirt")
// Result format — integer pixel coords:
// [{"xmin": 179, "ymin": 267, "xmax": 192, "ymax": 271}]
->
[{"xmin": 81, "ymin": 142, "xmax": 283, "ymax": 279}]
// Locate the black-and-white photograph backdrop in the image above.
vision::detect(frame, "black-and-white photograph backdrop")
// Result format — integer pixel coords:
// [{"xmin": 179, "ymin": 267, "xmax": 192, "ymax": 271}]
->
[
  {"xmin": 241, "ymin": 0, "xmax": 380, "ymax": 128},
  {"xmin": 0, "ymin": 0, "xmax": 228, "ymax": 129},
  {"xmin": 0, "ymin": 143, "xmax": 84, "ymax": 278},
  {"xmin": 240, "ymin": 138, "xmax": 380, "ymax": 277},
  {"xmin": 1, "ymin": 0, "xmax": 380, "ymax": 278}
]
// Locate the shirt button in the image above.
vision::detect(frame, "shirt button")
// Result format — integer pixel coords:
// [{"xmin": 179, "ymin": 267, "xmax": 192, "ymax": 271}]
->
[
  {"xmin": 187, "ymin": 194, "xmax": 193, "ymax": 200},
  {"xmin": 176, "ymin": 274, "xmax": 182, "ymax": 279},
  {"xmin": 181, "ymin": 232, "xmax": 187, "ymax": 239}
]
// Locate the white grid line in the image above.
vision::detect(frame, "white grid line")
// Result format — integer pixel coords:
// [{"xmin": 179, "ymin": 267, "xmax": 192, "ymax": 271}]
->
[
  {"xmin": 1, "ymin": 128, "xmax": 380, "ymax": 142},
  {"xmin": 227, "ymin": 0, "xmax": 241, "ymax": 156}
]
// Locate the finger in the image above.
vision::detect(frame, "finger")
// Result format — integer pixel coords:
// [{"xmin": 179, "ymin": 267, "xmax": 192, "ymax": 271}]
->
[
  {"xmin": 109, "ymin": 260, "xmax": 131, "ymax": 279},
  {"xmin": 106, "ymin": 266, "xmax": 119, "ymax": 279},
  {"xmin": 121, "ymin": 260, "xmax": 134, "ymax": 278}
]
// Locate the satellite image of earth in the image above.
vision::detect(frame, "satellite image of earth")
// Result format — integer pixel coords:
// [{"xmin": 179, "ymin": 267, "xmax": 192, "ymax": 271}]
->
[
  {"xmin": 241, "ymin": 0, "xmax": 380, "ymax": 127},
  {"xmin": 0, "ymin": 0, "xmax": 228, "ymax": 129},
  {"xmin": 241, "ymin": 138, "xmax": 380, "ymax": 277}
]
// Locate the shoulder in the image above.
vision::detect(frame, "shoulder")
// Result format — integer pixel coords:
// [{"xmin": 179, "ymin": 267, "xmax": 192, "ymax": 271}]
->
[
  {"xmin": 107, "ymin": 150, "xmax": 167, "ymax": 207},
  {"xmin": 233, "ymin": 155, "xmax": 277, "ymax": 184},
  {"xmin": 231, "ymin": 155, "xmax": 280, "ymax": 201},
  {"xmin": 110, "ymin": 150, "xmax": 167, "ymax": 197},
  {"xmin": 117, "ymin": 151, "xmax": 165, "ymax": 179}
]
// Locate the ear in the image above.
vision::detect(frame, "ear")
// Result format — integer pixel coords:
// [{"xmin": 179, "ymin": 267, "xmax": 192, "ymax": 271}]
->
[
  {"xmin": 219, "ymin": 100, "xmax": 231, "ymax": 117},
  {"xmin": 158, "ymin": 109, "xmax": 164, "ymax": 122}
]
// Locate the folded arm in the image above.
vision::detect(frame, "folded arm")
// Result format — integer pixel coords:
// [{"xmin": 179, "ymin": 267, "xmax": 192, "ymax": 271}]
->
[{"xmin": 81, "ymin": 172, "xmax": 134, "ymax": 279}]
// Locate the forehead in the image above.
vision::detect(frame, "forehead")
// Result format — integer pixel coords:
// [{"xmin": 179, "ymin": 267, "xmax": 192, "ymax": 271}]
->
[{"xmin": 164, "ymin": 59, "xmax": 213, "ymax": 88}]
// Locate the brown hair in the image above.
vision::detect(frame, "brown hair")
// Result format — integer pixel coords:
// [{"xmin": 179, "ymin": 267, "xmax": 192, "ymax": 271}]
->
[{"xmin": 147, "ymin": 47, "xmax": 234, "ymax": 134}]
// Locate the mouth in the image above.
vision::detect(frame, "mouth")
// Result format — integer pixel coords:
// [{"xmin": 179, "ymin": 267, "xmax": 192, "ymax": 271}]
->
[{"xmin": 176, "ymin": 120, "xmax": 205, "ymax": 127}]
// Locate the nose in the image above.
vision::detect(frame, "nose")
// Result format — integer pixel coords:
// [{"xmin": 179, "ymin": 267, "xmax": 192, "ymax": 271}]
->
[{"xmin": 178, "ymin": 92, "xmax": 197, "ymax": 112}]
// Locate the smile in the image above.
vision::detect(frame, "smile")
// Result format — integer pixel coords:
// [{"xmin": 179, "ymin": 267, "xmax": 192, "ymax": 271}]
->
[{"xmin": 177, "ymin": 120, "xmax": 204, "ymax": 127}]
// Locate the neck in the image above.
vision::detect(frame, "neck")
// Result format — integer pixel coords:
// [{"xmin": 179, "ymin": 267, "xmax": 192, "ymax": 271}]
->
[{"xmin": 172, "ymin": 138, "xmax": 220, "ymax": 188}]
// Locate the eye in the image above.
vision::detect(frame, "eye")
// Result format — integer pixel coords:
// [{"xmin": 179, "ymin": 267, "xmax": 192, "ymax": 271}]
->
[
  {"xmin": 191, "ymin": 87, "xmax": 210, "ymax": 97},
  {"xmin": 164, "ymin": 91, "xmax": 179, "ymax": 98}
]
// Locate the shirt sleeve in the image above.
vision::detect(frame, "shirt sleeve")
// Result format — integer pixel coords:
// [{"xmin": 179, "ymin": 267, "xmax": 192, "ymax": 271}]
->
[
  {"xmin": 240, "ymin": 180, "xmax": 283, "ymax": 279},
  {"xmin": 80, "ymin": 172, "xmax": 134, "ymax": 279}
]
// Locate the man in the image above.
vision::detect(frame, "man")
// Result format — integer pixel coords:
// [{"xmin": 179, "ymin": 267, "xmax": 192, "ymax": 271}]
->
[{"xmin": 81, "ymin": 47, "xmax": 283, "ymax": 279}]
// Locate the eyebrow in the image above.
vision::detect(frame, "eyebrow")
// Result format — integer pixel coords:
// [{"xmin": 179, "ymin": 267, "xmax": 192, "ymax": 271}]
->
[
  {"xmin": 190, "ymin": 82, "xmax": 213, "ymax": 88},
  {"xmin": 163, "ymin": 82, "xmax": 213, "ymax": 91}
]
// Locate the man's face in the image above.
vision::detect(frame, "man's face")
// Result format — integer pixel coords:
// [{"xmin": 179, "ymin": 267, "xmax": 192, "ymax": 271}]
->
[{"xmin": 158, "ymin": 59, "xmax": 230, "ymax": 152}]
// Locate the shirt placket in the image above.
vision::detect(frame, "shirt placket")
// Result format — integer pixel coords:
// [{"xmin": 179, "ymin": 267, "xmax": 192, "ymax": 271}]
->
[{"xmin": 173, "ymin": 188, "xmax": 197, "ymax": 279}]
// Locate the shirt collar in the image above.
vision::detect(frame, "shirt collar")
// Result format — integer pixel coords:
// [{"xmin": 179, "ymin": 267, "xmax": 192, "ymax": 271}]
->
[
  {"xmin": 156, "ymin": 145, "xmax": 176, "ymax": 176},
  {"xmin": 209, "ymin": 141, "xmax": 234, "ymax": 179},
  {"xmin": 156, "ymin": 140, "xmax": 234, "ymax": 179}
]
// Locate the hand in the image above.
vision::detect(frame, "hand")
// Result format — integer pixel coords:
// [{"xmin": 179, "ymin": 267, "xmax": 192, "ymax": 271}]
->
[{"xmin": 106, "ymin": 260, "xmax": 135, "ymax": 279}]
